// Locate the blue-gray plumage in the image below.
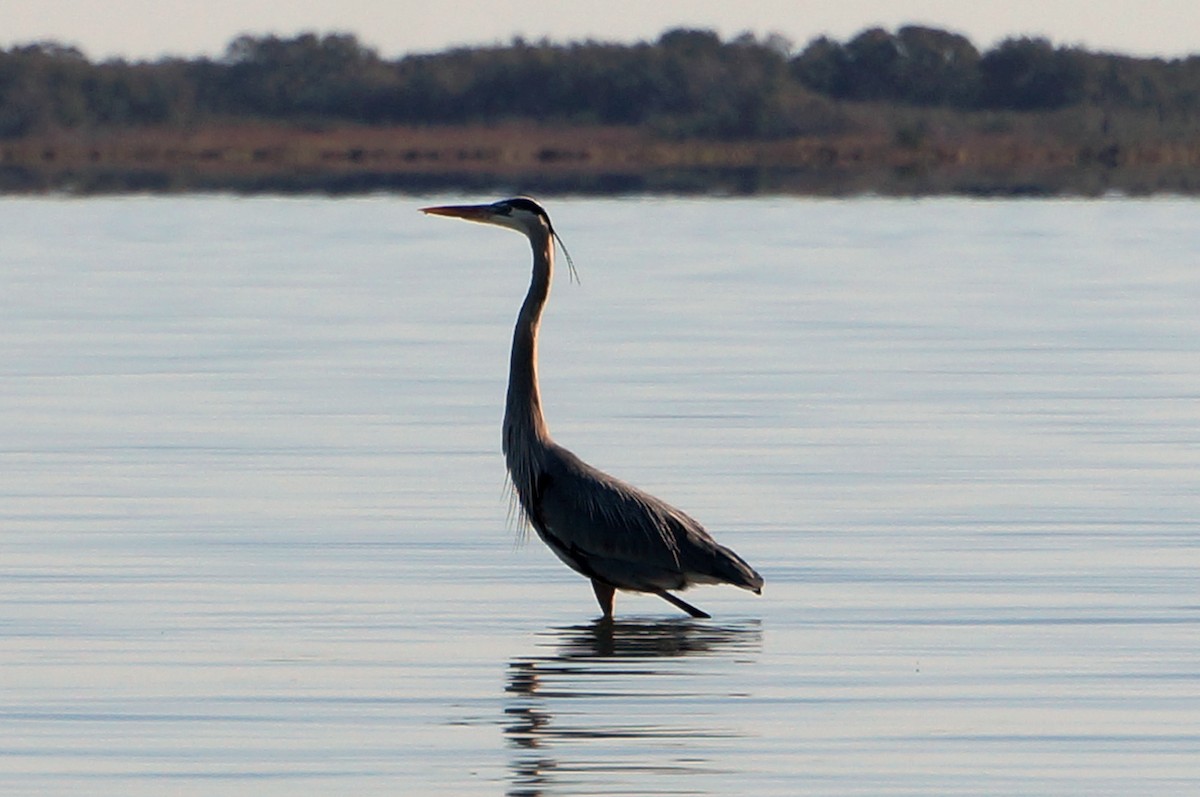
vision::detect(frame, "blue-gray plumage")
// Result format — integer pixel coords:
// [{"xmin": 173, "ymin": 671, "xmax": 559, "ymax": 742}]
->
[{"xmin": 422, "ymin": 197, "xmax": 763, "ymax": 619}]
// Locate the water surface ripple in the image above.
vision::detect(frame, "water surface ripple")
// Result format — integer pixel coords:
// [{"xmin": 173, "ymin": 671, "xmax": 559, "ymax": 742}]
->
[{"xmin": 1, "ymin": 196, "xmax": 1197, "ymax": 795}]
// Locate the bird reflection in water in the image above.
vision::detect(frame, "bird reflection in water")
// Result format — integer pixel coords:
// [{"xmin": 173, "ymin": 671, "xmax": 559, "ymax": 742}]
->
[{"xmin": 505, "ymin": 618, "xmax": 761, "ymax": 797}]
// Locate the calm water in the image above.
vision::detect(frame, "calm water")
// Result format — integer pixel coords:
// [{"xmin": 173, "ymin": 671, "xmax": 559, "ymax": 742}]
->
[{"xmin": 2, "ymin": 196, "xmax": 1198, "ymax": 795}]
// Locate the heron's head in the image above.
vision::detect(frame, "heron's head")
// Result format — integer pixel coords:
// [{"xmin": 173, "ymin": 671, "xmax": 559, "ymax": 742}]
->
[
  {"xmin": 422, "ymin": 196, "xmax": 578, "ymax": 280},
  {"xmin": 421, "ymin": 196, "xmax": 552, "ymax": 237}
]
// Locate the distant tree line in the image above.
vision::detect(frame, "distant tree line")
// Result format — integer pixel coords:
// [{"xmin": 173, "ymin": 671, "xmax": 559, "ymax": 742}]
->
[
  {"xmin": 3, "ymin": 26, "xmax": 1199, "ymax": 139},
  {"xmin": 791, "ymin": 27, "xmax": 1200, "ymax": 115}
]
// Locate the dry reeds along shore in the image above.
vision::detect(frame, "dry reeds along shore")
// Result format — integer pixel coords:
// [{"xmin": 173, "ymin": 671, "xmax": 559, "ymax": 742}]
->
[{"xmin": 5, "ymin": 120, "xmax": 1200, "ymax": 195}]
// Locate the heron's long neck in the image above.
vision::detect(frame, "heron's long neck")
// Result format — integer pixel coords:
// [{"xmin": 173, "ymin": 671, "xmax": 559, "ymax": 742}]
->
[{"xmin": 504, "ymin": 230, "xmax": 554, "ymax": 469}]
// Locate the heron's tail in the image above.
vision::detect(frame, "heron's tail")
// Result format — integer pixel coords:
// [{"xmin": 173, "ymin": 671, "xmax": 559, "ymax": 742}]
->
[{"xmin": 714, "ymin": 544, "xmax": 764, "ymax": 594}]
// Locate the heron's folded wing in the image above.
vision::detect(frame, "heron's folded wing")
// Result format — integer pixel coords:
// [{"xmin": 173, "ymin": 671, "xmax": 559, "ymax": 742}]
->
[
  {"xmin": 534, "ymin": 445, "xmax": 764, "ymax": 594},
  {"xmin": 534, "ymin": 445, "xmax": 736, "ymax": 590}
]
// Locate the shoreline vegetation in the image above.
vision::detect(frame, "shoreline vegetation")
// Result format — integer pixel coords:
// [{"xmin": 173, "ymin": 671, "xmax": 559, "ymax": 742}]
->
[
  {"xmin": 3, "ymin": 27, "xmax": 1199, "ymax": 196},
  {"xmin": 8, "ymin": 121, "xmax": 1200, "ymax": 196}
]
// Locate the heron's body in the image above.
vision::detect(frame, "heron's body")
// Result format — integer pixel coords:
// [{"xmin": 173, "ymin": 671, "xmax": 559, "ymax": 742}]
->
[{"xmin": 423, "ymin": 197, "xmax": 763, "ymax": 619}]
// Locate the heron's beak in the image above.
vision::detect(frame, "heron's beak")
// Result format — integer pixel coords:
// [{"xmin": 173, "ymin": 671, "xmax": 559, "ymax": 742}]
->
[{"xmin": 420, "ymin": 204, "xmax": 496, "ymax": 222}]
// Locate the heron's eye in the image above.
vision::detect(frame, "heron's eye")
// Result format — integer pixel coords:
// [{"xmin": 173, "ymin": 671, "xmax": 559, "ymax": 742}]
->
[{"xmin": 493, "ymin": 202, "xmax": 513, "ymax": 216}]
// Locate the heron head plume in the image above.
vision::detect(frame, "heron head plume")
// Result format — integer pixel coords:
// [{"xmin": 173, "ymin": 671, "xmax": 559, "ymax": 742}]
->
[{"xmin": 422, "ymin": 196, "xmax": 578, "ymax": 282}]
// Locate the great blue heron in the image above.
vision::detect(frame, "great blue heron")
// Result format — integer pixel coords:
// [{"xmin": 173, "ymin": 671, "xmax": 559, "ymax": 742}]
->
[{"xmin": 422, "ymin": 197, "xmax": 763, "ymax": 619}]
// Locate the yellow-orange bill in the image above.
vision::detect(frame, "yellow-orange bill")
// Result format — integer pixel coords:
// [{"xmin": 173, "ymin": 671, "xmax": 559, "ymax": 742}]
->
[{"xmin": 420, "ymin": 204, "xmax": 492, "ymax": 220}]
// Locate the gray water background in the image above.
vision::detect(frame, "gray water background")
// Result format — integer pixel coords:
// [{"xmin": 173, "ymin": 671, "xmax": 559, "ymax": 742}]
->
[{"xmin": 2, "ymin": 196, "xmax": 1198, "ymax": 795}]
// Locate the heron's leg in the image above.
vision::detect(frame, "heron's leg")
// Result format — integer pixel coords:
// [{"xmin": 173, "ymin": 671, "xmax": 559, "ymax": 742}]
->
[
  {"xmin": 591, "ymin": 579, "xmax": 615, "ymax": 620},
  {"xmin": 653, "ymin": 589, "xmax": 711, "ymax": 619}
]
